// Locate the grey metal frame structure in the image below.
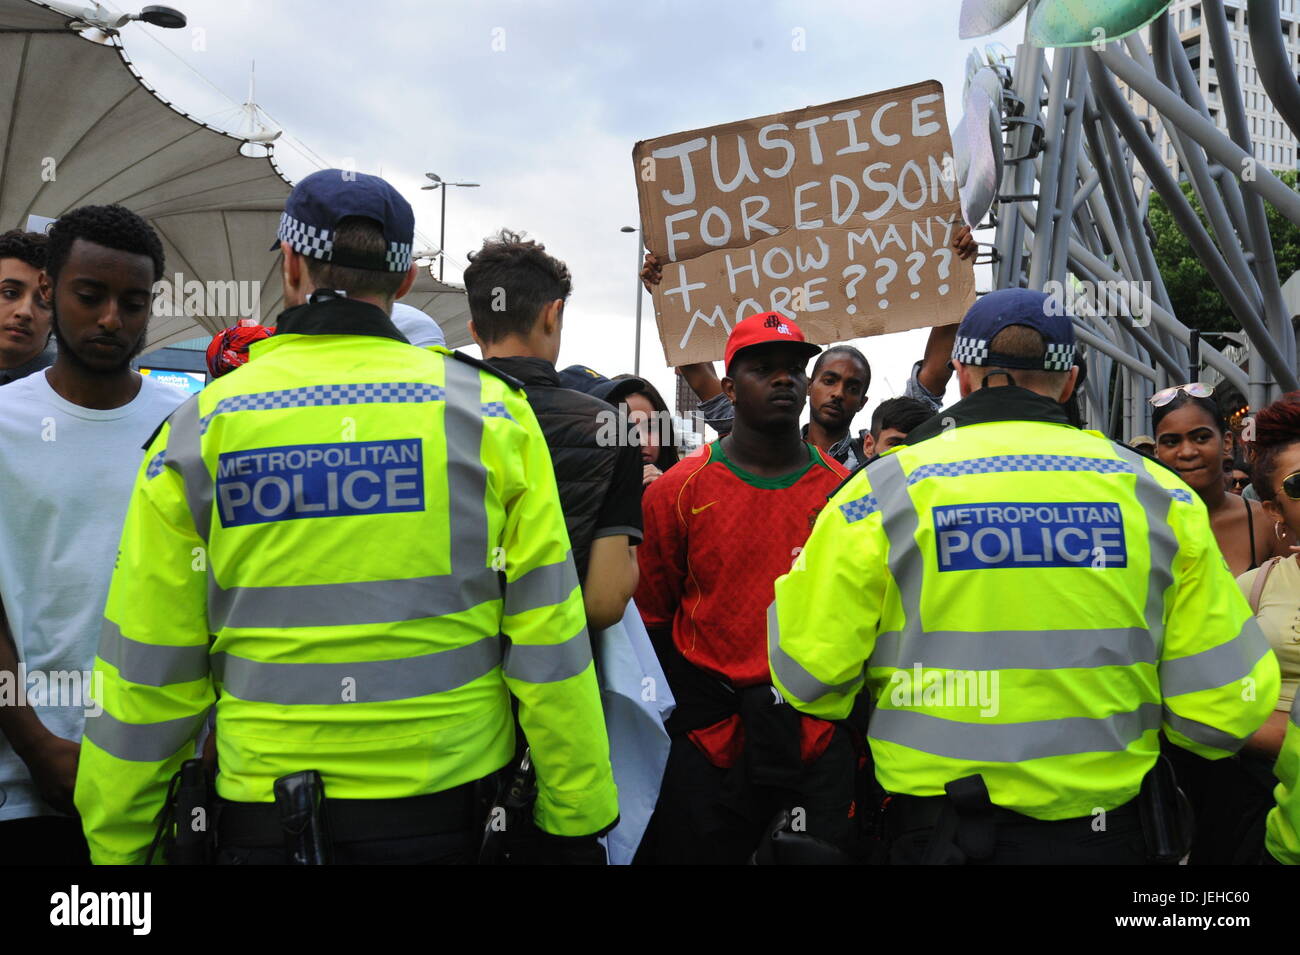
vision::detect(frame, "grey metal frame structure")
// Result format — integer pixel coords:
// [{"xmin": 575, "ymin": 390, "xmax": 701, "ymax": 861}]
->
[{"xmin": 967, "ymin": 0, "xmax": 1300, "ymax": 435}]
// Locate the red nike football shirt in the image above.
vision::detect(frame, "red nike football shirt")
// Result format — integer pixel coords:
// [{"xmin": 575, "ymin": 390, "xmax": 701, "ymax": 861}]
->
[{"xmin": 636, "ymin": 439, "xmax": 848, "ymax": 767}]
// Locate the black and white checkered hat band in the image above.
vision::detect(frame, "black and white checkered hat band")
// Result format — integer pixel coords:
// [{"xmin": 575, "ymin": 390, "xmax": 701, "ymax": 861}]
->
[
  {"xmin": 385, "ymin": 243, "xmax": 413, "ymax": 272},
  {"xmin": 277, "ymin": 212, "xmax": 413, "ymax": 272},
  {"xmin": 1043, "ymin": 342, "xmax": 1074, "ymax": 371},
  {"xmin": 953, "ymin": 335, "xmax": 1074, "ymax": 370},
  {"xmin": 277, "ymin": 212, "xmax": 332, "ymax": 261},
  {"xmin": 952, "ymin": 336, "xmax": 989, "ymax": 365}
]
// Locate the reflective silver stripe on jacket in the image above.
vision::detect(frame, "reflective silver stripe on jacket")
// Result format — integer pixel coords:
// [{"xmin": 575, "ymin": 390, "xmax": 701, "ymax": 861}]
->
[
  {"xmin": 872, "ymin": 702, "xmax": 1163, "ymax": 761},
  {"xmin": 210, "ymin": 637, "xmax": 502, "ymax": 704},
  {"xmin": 870, "ymin": 626, "xmax": 1157, "ymax": 672},
  {"xmin": 163, "ymin": 396, "xmax": 213, "ymax": 544},
  {"xmin": 1163, "ymin": 706, "xmax": 1250, "ymax": 752},
  {"xmin": 767, "ymin": 602, "xmax": 864, "ymax": 705},
  {"xmin": 1161, "ymin": 617, "xmax": 1272, "ymax": 697},
  {"xmin": 98, "ymin": 619, "xmax": 209, "ymax": 687},
  {"xmin": 1111, "ymin": 445, "xmax": 1177, "ymax": 653},
  {"xmin": 502, "ymin": 625, "xmax": 592, "ymax": 684},
  {"xmin": 503, "ymin": 554, "xmax": 580, "ymax": 618},
  {"xmin": 83, "ymin": 708, "xmax": 208, "ymax": 763}
]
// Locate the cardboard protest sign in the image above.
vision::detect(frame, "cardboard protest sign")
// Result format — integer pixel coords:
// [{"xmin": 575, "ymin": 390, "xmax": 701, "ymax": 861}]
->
[{"xmin": 633, "ymin": 80, "xmax": 976, "ymax": 366}]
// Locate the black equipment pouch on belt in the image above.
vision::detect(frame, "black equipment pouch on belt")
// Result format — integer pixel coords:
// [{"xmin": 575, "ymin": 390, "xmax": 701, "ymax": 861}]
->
[
  {"xmin": 737, "ymin": 684, "xmax": 804, "ymax": 789},
  {"xmin": 921, "ymin": 775, "xmax": 996, "ymax": 865},
  {"xmin": 1138, "ymin": 754, "xmax": 1192, "ymax": 864},
  {"xmin": 273, "ymin": 770, "xmax": 332, "ymax": 865},
  {"xmin": 147, "ymin": 759, "xmax": 214, "ymax": 865}
]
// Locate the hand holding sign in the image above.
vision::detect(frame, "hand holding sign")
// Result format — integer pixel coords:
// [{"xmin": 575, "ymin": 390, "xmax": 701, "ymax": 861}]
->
[{"xmin": 634, "ymin": 80, "xmax": 976, "ymax": 366}]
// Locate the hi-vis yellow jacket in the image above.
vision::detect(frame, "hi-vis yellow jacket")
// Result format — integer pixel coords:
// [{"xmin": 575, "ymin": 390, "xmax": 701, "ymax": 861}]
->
[
  {"xmin": 1267, "ymin": 695, "xmax": 1300, "ymax": 863},
  {"xmin": 74, "ymin": 309, "xmax": 617, "ymax": 864},
  {"xmin": 769, "ymin": 388, "xmax": 1279, "ymax": 821}
]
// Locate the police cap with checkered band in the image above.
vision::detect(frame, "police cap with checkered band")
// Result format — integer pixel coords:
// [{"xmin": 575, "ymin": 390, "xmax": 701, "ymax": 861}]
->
[
  {"xmin": 724, "ymin": 312, "xmax": 821, "ymax": 375},
  {"xmin": 270, "ymin": 169, "xmax": 414, "ymax": 273},
  {"xmin": 950, "ymin": 287, "xmax": 1075, "ymax": 372}
]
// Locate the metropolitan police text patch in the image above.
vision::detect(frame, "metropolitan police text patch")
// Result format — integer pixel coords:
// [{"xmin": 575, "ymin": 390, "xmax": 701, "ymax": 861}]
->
[
  {"xmin": 932, "ymin": 501, "xmax": 1127, "ymax": 571},
  {"xmin": 216, "ymin": 439, "xmax": 424, "ymax": 527}
]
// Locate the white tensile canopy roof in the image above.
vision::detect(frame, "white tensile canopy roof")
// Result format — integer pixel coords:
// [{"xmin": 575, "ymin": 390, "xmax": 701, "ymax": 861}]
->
[{"xmin": 0, "ymin": 0, "xmax": 471, "ymax": 350}]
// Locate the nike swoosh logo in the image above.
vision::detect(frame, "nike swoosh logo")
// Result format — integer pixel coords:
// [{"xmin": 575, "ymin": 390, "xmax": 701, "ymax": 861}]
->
[{"xmin": 691, "ymin": 501, "xmax": 719, "ymax": 515}]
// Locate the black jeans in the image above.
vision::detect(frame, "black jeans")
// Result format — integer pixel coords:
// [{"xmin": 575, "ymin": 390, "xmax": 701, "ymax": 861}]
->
[
  {"xmin": 635, "ymin": 726, "xmax": 857, "ymax": 864},
  {"xmin": 216, "ymin": 829, "xmax": 476, "ymax": 865},
  {"xmin": 1162, "ymin": 739, "xmax": 1275, "ymax": 865}
]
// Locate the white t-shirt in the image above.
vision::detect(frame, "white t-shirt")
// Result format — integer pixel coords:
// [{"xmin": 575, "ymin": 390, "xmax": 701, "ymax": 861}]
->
[{"xmin": 0, "ymin": 370, "xmax": 187, "ymax": 821}]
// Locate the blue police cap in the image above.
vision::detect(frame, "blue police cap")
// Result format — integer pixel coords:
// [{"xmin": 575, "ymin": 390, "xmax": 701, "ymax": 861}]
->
[
  {"xmin": 270, "ymin": 169, "xmax": 414, "ymax": 273},
  {"xmin": 951, "ymin": 287, "xmax": 1075, "ymax": 372}
]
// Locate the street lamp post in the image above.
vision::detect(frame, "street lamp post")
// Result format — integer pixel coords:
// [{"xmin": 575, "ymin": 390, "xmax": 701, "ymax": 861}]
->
[
  {"xmin": 422, "ymin": 174, "xmax": 480, "ymax": 281},
  {"xmin": 620, "ymin": 225, "xmax": 643, "ymax": 376}
]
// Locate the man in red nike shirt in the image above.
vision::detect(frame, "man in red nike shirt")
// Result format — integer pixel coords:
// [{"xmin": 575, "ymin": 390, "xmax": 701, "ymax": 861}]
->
[{"xmin": 634, "ymin": 313, "xmax": 854, "ymax": 864}]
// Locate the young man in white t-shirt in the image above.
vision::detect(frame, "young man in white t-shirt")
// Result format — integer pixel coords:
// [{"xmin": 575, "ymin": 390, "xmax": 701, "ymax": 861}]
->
[{"xmin": 0, "ymin": 205, "xmax": 186, "ymax": 864}]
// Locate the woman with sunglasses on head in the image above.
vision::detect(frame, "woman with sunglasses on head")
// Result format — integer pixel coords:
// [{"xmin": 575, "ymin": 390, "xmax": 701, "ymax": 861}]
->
[
  {"xmin": 1151, "ymin": 383, "xmax": 1285, "ymax": 577},
  {"xmin": 1154, "ymin": 384, "xmax": 1288, "ymax": 863}
]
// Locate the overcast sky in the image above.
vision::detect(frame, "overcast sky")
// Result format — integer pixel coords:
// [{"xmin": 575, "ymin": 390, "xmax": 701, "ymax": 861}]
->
[{"xmin": 111, "ymin": 0, "xmax": 1028, "ymax": 426}]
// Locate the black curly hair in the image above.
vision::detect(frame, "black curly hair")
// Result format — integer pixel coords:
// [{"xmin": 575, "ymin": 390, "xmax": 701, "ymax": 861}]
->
[
  {"xmin": 463, "ymin": 229, "xmax": 572, "ymax": 343},
  {"xmin": 45, "ymin": 204, "xmax": 164, "ymax": 285},
  {"xmin": 0, "ymin": 229, "xmax": 48, "ymax": 271}
]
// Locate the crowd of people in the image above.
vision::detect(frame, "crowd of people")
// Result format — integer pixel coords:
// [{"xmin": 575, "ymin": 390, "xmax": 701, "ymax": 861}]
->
[{"xmin": 1, "ymin": 165, "xmax": 1298, "ymax": 866}]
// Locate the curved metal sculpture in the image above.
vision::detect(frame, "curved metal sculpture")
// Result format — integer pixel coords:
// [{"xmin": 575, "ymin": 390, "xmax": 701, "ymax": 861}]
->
[{"xmin": 956, "ymin": 0, "xmax": 1300, "ymax": 435}]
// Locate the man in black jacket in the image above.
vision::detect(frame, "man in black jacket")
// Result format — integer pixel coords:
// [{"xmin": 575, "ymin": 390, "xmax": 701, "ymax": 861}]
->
[{"xmin": 464, "ymin": 230, "xmax": 642, "ymax": 631}]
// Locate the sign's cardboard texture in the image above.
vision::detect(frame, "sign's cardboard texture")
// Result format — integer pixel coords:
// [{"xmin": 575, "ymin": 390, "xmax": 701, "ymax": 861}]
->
[{"xmin": 633, "ymin": 80, "xmax": 976, "ymax": 366}]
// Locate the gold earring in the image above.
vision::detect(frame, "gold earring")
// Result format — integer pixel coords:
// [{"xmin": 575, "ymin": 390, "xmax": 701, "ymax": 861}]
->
[{"xmin": 1276, "ymin": 522, "xmax": 1288, "ymax": 542}]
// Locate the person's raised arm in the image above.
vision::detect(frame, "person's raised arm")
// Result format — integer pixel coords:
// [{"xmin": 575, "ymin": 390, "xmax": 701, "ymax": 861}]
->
[
  {"xmin": 913, "ymin": 225, "xmax": 978, "ymax": 401},
  {"xmin": 643, "ymin": 251, "xmax": 732, "ymax": 429}
]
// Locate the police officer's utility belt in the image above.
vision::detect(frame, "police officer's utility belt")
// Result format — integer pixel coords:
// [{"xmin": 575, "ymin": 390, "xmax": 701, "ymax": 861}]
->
[
  {"xmin": 887, "ymin": 783, "xmax": 1141, "ymax": 861},
  {"xmin": 886, "ymin": 756, "xmax": 1190, "ymax": 864},
  {"xmin": 218, "ymin": 782, "xmax": 479, "ymax": 848}
]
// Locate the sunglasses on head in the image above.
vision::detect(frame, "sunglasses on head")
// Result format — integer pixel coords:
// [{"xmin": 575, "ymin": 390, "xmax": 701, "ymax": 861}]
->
[
  {"xmin": 1149, "ymin": 382, "xmax": 1214, "ymax": 407},
  {"xmin": 1281, "ymin": 471, "xmax": 1300, "ymax": 501}
]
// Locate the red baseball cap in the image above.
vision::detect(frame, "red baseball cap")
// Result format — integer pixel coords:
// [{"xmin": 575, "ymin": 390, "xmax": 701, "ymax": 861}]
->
[{"xmin": 724, "ymin": 312, "xmax": 821, "ymax": 374}]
